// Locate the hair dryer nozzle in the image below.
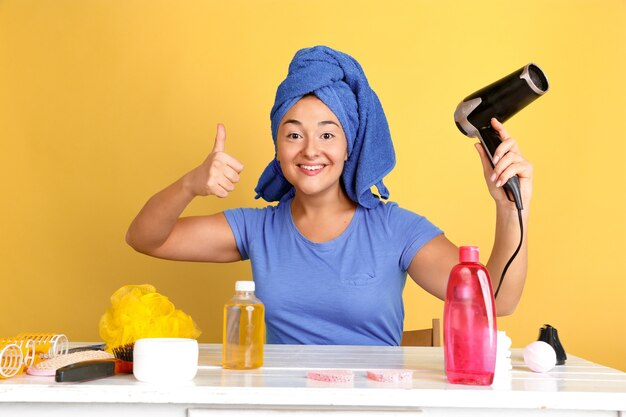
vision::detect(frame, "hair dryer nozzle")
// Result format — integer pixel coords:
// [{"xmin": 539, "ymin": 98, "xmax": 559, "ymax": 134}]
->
[{"xmin": 524, "ymin": 64, "xmax": 549, "ymax": 95}]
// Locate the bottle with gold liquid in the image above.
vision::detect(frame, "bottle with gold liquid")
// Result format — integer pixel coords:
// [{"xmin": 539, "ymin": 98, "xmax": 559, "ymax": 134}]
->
[{"xmin": 222, "ymin": 281, "xmax": 265, "ymax": 370}]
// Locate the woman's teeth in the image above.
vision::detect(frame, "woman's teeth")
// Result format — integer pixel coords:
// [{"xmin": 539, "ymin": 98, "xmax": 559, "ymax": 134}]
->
[{"xmin": 300, "ymin": 165, "xmax": 324, "ymax": 171}]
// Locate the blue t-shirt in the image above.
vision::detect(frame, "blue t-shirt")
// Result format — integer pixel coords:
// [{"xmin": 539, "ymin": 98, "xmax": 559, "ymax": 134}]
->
[{"xmin": 224, "ymin": 198, "xmax": 442, "ymax": 346}]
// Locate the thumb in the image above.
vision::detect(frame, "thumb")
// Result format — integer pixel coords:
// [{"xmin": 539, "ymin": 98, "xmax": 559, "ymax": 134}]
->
[
  {"xmin": 212, "ymin": 123, "xmax": 226, "ymax": 153},
  {"xmin": 474, "ymin": 142, "xmax": 492, "ymax": 174}
]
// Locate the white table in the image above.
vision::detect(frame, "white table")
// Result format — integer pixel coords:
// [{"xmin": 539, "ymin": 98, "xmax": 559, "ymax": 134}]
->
[{"xmin": 1, "ymin": 344, "xmax": 625, "ymax": 416}]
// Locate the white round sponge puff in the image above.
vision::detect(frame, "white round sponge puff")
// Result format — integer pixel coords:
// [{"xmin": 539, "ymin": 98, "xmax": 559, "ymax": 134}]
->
[{"xmin": 523, "ymin": 341, "xmax": 556, "ymax": 373}]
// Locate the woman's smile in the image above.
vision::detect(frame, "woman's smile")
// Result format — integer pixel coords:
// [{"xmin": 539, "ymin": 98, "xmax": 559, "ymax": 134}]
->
[{"xmin": 297, "ymin": 163, "xmax": 327, "ymax": 175}]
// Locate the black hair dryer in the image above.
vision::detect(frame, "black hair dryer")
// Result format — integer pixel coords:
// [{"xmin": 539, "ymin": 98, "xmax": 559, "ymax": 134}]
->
[{"xmin": 454, "ymin": 63, "xmax": 549, "ymax": 210}]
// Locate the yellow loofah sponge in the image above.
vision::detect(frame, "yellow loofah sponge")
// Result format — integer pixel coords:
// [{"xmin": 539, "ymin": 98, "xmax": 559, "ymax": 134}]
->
[{"xmin": 99, "ymin": 284, "xmax": 201, "ymax": 351}]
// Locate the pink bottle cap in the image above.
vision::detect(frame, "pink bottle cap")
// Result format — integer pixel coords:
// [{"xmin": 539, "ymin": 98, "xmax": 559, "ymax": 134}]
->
[{"xmin": 459, "ymin": 246, "xmax": 479, "ymax": 263}]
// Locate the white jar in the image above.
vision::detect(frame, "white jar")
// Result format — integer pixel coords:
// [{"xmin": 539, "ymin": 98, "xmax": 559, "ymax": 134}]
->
[{"xmin": 133, "ymin": 338, "xmax": 198, "ymax": 383}]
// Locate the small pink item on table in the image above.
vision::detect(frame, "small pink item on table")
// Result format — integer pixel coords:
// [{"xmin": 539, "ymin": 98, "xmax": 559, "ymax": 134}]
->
[
  {"xmin": 367, "ymin": 369, "xmax": 414, "ymax": 383},
  {"xmin": 306, "ymin": 369, "xmax": 354, "ymax": 383}
]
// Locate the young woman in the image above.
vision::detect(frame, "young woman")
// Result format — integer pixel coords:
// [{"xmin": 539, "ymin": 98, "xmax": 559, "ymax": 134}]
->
[{"xmin": 126, "ymin": 46, "xmax": 532, "ymax": 346}]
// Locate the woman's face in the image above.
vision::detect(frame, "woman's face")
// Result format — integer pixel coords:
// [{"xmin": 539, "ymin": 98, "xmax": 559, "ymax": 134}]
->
[{"xmin": 276, "ymin": 95, "xmax": 348, "ymax": 199}]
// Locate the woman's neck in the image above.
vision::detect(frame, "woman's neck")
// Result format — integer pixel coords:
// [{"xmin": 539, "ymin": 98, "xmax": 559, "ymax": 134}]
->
[
  {"xmin": 291, "ymin": 187, "xmax": 356, "ymax": 219},
  {"xmin": 290, "ymin": 188, "xmax": 358, "ymax": 243}
]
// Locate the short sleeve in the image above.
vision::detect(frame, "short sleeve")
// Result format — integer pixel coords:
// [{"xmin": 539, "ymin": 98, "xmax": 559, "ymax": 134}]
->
[
  {"xmin": 223, "ymin": 207, "xmax": 267, "ymax": 261},
  {"xmin": 384, "ymin": 203, "xmax": 443, "ymax": 271}
]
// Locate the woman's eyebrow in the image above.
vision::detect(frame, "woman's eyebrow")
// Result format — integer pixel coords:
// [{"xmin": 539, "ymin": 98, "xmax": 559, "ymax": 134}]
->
[{"xmin": 282, "ymin": 119, "xmax": 340, "ymax": 127}]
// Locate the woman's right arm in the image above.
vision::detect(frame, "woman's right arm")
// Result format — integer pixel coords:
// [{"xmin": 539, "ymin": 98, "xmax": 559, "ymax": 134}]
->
[{"xmin": 125, "ymin": 124, "xmax": 244, "ymax": 263}]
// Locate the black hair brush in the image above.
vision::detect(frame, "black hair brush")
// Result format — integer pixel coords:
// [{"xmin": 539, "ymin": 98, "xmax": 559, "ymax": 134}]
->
[{"xmin": 55, "ymin": 342, "xmax": 134, "ymax": 382}]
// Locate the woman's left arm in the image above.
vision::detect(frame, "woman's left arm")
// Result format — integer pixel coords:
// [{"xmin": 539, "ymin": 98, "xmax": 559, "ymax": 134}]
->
[
  {"xmin": 407, "ymin": 118, "xmax": 532, "ymax": 316},
  {"xmin": 476, "ymin": 117, "xmax": 532, "ymax": 315}
]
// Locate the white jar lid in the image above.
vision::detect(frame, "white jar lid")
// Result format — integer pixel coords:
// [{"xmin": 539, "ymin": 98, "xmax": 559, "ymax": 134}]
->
[
  {"xmin": 133, "ymin": 338, "xmax": 198, "ymax": 383},
  {"xmin": 236, "ymin": 281, "xmax": 255, "ymax": 292}
]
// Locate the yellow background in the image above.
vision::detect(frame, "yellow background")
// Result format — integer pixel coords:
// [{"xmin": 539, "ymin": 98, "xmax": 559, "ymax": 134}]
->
[{"xmin": 1, "ymin": 0, "xmax": 625, "ymax": 371}]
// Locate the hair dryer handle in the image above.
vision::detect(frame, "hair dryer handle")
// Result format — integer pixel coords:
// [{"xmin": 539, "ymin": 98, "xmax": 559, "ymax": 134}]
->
[{"xmin": 479, "ymin": 127, "xmax": 524, "ymax": 210}]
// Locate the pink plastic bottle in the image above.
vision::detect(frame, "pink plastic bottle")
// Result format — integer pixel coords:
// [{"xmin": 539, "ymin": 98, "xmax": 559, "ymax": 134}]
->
[{"xmin": 444, "ymin": 246, "xmax": 497, "ymax": 385}]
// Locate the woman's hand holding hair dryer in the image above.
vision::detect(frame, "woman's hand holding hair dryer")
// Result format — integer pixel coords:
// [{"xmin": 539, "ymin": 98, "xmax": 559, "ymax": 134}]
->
[{"xmin": 474, "ymin": 118, "xmax": 533, "ymax": 211}]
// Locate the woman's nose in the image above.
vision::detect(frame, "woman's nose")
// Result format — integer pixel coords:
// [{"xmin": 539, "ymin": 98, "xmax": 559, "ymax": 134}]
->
[{"xmin": 302, "ymin": 138, "xmax": 319, "ymax": 158}]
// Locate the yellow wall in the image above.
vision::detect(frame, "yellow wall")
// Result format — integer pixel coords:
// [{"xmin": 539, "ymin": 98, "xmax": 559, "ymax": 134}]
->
[{"xmin": 1, "ymin": 0, "xmax": 624, "ymax": 371}]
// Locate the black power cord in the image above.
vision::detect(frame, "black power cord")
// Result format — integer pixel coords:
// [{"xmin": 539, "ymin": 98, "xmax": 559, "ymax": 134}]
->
[{"xmin": 494, "ymin": 207, "xmax": 524, "ymax": 299}]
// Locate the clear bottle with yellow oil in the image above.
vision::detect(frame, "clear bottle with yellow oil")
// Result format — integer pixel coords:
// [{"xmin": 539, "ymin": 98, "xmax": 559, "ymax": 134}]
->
[{"xmin": 222, "ymin": 281, "xmax": 265, "ymax": 370}]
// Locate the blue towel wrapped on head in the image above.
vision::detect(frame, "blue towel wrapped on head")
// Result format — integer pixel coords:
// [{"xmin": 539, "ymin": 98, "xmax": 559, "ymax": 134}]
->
[{"xmin": 254, "ymin": 45, "xmax": 396, "ymax": 209}]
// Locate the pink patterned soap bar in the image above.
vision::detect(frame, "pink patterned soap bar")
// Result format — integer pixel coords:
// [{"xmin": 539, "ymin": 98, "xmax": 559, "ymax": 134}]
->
[
  {"xmin": 366, "ymin": 369, "xmax": 413, "ymax": 383},
  {"xmin": 307, "ymin": 369, "xmax": 354, "ymax": 383}
]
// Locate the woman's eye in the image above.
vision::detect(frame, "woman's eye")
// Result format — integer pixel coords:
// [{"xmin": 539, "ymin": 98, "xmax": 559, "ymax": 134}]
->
[
  {"xmin": 321, "ymin": 133, "xmax": 334, "ymax": 140},
  {"xmin": 287, "ymin": 133, "xmax": 301, "ymax": 139}
]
